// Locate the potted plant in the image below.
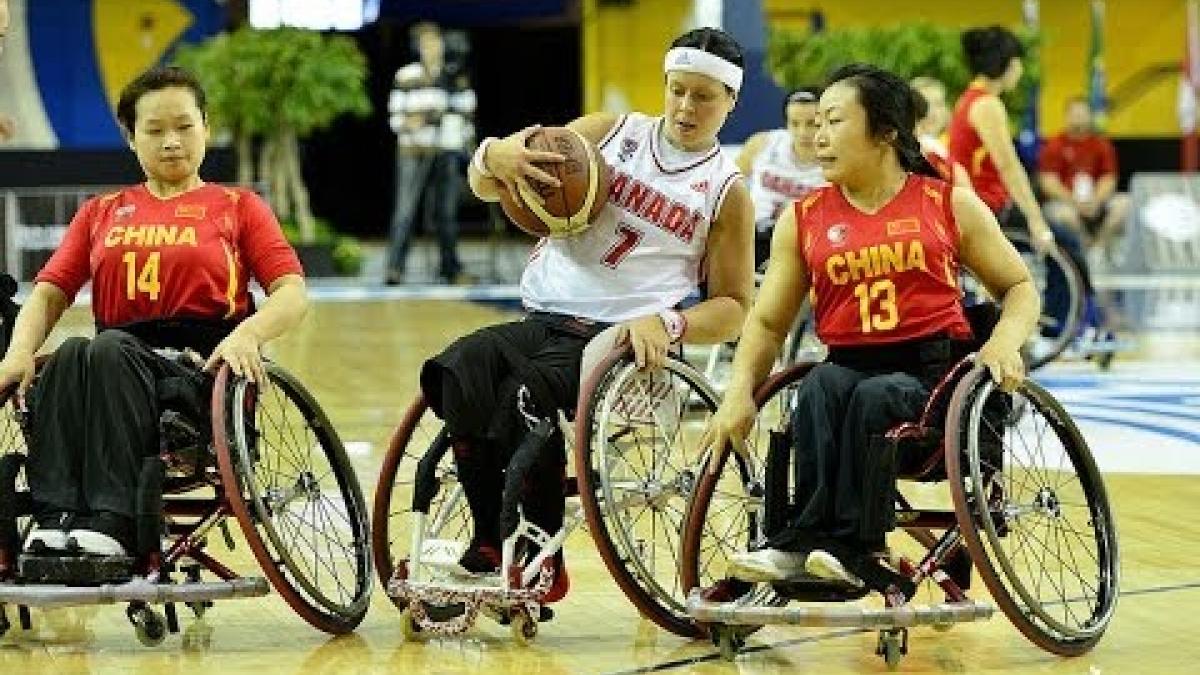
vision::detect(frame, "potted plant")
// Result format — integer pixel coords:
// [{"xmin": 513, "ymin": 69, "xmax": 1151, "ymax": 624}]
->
[
  {"xmin": 767, "ymin": 22, "xmax": 1041, "ymax": 126},
  {"xmin": 175, "ymin": 27, "xmax": 371, "ymax": 275}
]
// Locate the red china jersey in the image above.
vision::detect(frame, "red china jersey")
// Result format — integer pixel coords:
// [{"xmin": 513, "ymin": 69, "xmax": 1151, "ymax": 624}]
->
[
  {"xmin": 37, "ymin": 183, "xmax": 302, "ymax": 328},
  {"xmin": 796, "ymin": 175, "xmax": 973, "ymax": 348},
  {"xmin": 947, "ymin": 84, "xmax": 1008, "ymax": 211}
]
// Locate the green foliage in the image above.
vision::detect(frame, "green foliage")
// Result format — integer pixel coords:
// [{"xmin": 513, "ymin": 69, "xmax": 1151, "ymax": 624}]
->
[
  {"xmin": 175, "ymin": 28, "xmax": 370, "ymax": 260},
  {"xmin": 280, "ymin": 217, "xmax": 364, "ymax": 276},
  {"xmin": 175, "ymin": 27, "xmax": 371, "ymax": 137},
  {"xmin": 767, "ymin": 23, "xmax": 1041, "ymax": 128}
]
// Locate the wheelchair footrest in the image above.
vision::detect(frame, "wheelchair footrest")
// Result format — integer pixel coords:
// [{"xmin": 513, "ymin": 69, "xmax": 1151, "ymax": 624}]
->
[
  {"xmin": 389, "ymin": 563, "xmax": 556, "ymax": 636},
  {"xmin": 771, "ymin": 574, "xmax": 872, "ymax": 603},
  {"xmin": 0, "ymin": 574, "xmax": 269, "ymax": 608},
  {"xmin": 389, "ymin": 575, "xmax": 547, "ymax": 608},
  {"xmin": 18, "ymin": 554, "xmax": 136, "ymax": 585},
  {"xmin": 686, "ymin": 589, "xmax": 994, "ymax": 628}
]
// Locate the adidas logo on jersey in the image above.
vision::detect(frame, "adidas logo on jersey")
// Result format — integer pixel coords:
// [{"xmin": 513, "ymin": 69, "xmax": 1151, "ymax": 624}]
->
[
  {"xmin": 619, "ymin": 138, "xmax": 639, "ymax": 163},
  {"xmin": 690, "ymin": 180, "xmax": 709, "ymax": 194}
]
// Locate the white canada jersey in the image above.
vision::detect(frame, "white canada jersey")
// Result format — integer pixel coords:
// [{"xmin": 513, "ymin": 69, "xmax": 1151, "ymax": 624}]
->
[
  {"xmin": 521, "ymin": 113, "xmax": 741, "ymax": 323},
  {"xmin": 747, "ymin": 129, "xmax": 826, "ymax": 229}
]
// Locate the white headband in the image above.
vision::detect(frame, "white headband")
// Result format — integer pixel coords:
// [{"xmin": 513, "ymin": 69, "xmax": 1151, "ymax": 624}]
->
[{"xmin": 664, "ymin": 47, "xmax": 743, "ymax": 92}]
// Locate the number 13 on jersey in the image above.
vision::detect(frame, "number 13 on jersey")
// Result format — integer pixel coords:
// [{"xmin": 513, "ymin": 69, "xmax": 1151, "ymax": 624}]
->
[{"xmin": 853, "ymin": 279, "xmax": 898, "ymax": 333}]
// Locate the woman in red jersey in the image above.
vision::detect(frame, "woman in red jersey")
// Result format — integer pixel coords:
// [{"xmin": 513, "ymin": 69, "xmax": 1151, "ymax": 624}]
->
[
  {"xmin": 699, "ymin": 64, "xmax": 1041, "ymax": 589},
  {"xmin": 0, "ymin": 67, "xmax": 307, "ymax": 557},
  {"xmin": 947, "ymin": 26, "xmax": 1054, "ymax": 252}
]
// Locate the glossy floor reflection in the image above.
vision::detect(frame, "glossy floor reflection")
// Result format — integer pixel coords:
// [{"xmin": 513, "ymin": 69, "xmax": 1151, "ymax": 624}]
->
[{"xmin": 2, "ymin": 298, "xmax": 1198, "ymax": 674}]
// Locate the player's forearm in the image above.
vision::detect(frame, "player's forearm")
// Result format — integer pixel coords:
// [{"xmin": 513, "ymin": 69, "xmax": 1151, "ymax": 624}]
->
[
  {"xmin": 989, "ymin": 279, "xmax": 1041, "ymax": 354},
  {"xmin": 1039, "ymin": 173, "xmax": 1072, "ymax": 203},
  {"xmin": 237, "ymin": 277, "xmax": 308, "ymax": 344},
  {"xmin": 5, "ymin": 283, "xmax": 68, "ymax": 359},
  {"xmin": 680, "ymin": 295, "xmax": 748, "ymax": 345},
  {"xmin": 996, "ymin": 154, "xmax": 1041, "ymax": 222}
]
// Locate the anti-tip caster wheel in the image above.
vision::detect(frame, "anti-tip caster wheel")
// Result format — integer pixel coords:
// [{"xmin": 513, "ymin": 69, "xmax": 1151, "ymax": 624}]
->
[
  {"xmin": 511, "ymin": 607, "xmax": 537, "ymax": 646},
  {"xmin": 876, "ymin": 628, "xmax": 908, "ymax": 670},
  {"xmin": 128, "ymin": 605, "xmax": 167, "ymax": 647},
  {"xmin": 399, "ymin": 606, "xmax": 423, "ymax": 642},
  {"xmin": 712, "ymin": 625, "xmax": 744, "ymax": 661}
]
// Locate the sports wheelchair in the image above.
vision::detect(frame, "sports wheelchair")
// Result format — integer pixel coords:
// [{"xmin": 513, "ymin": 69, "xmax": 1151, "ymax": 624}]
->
[
  {"xmin": 1003, "ymin": 230, "xmax": 1088, "ymax": 370},
  {"xmin": 0, "ymin": 278, "xmax": 372, "ymax": 645},
  {"xmin": 371, "ymin": 337, "xmax": 726, "ymax": 642},
  {"xmin": 680, "ymin": 306, "xmax": 1119, "ymax": 668}
]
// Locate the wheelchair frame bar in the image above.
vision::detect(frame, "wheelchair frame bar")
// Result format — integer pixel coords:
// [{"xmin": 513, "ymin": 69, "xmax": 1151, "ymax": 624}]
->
[
  {"xmin": 510, "ymin": 497, "xmax": 584, "ymax": 590},
  {"xmin": 686, "ymin": 590, "xmax": 994, "ymax": 628},
  {"xmin": 0, "ymin": 576, "xmax": 268, "ymax": 609}
]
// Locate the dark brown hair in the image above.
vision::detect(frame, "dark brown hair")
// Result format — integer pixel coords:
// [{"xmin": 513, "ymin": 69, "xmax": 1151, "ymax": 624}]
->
[{"xmin": 116, "ymin": 66, "xmax": 207, "ymax": 136}]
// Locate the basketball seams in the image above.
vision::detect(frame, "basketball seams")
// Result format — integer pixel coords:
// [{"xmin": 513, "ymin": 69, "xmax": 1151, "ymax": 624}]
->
[{"xmin": 512, "ymin": 128, "xmax": 604, "ymax": 237}]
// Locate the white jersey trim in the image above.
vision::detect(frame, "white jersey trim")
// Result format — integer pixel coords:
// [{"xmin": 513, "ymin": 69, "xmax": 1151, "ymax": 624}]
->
[{"xmin": 649, "ymin": 117, "xmax": 722, "ymax": 174}]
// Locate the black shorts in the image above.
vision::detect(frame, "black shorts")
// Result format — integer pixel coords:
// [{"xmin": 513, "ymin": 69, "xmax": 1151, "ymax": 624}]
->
[{"xmin": 420, "ymin": 312, "xmax": 609, "ymax": 446}]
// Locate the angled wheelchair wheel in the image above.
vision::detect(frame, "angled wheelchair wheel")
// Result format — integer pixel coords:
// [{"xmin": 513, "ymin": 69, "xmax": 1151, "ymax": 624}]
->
[
  {"xmin": 213, "ymin": 364, "xmax": 372, "ymax": 634},
  {"xmin": 680, "ymin": 364, "xmax": 817, "ymax": 628},
  {"xmin": 946, "ymin": 367, "xmax": 1119, "ymax": 655},
  {"xmin": 0, "ymin": 386, "xmax": 31, "ymax": 553},
  {"xmin": 1008, "ymin": 231, "xmax": 1086, "ymax": 370},
  {"xmin": 371, "ymin": 394, "xmax": 472, "ymax": 611},
  {"xmin": 575, "ymin": 349, "xmax": 722, "ymax": 638},
  {"xmin": 0, "ymin": 386, "xmax": 27, "ymax": 462}
]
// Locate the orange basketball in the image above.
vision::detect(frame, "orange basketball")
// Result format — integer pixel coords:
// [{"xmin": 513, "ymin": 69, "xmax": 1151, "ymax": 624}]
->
[{"xmin": 498, "ymin": 127, "xmax": 609, "ymax": 238}]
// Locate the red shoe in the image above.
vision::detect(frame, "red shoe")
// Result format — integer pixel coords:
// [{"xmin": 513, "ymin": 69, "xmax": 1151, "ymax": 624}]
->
[
  {"xmin": 457, "ymin": 540, "xmax": 501, "ymax": 576},
  {"xmin": 542, "ymin": 554, "xmax": 570, "ymax": 603}
]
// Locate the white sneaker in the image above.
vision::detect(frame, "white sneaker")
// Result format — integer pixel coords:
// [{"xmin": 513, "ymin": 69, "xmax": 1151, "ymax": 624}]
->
[
  {"xmin": 726, "ymin": 548, "xmax": 807, "ymax": 582},
  {"xmin": 24, "ymin": 525, "xmax": 69, "ymax": 552},
  {"xmin": 804, "ymin": 549, "xmax": 864, "ymax": 588},
  {"xmin": 65, "ymin": 530, "xmax": 127, "ymax": 556}
]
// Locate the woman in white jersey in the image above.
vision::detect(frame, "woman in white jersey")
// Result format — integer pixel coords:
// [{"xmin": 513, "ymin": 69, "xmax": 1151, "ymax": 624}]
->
[
  {"xmin": 420, "ymin": 27, "xmax": 754, "ymax": 578},
  {"xmin": 736, "ymin": 87, "xmax": 827, "ymax": 268}
]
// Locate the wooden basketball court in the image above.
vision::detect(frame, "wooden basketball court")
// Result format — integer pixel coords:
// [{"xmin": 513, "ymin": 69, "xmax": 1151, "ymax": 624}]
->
[{"xmin": 1, "ymin": 297, "xmax": 1197, "ymax": 674}]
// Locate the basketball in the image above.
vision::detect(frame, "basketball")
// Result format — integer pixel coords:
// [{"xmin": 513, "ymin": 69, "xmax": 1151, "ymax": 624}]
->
[{"xmin": 497, "ymin": 127, "xmax": 609, "ymax": 238}]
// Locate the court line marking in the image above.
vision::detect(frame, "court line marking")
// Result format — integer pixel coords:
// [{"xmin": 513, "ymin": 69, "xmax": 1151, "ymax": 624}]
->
[{"xmin": 605, "ymin": 581, "xmax": 1200, "ymax": 674}]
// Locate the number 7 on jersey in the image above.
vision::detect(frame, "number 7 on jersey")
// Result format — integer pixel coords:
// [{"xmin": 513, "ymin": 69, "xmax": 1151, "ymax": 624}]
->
[{"xmin": 602, "ymin": 222, "xmax": 644, "ymax": 269}]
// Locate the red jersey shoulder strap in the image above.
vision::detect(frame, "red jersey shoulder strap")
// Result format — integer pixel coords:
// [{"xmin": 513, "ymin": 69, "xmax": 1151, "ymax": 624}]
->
[{"xmin": 793, "ymin": 187, "xmax": 830, "ymax": 258}]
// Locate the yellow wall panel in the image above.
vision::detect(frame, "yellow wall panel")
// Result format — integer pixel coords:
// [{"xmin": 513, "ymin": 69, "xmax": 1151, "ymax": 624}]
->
[
  {"xmin": 583, "ymin": 0, "xmax": 693, "ymax": 115},
  {"xmin": 757, "ymin": 0, "xmax": 1187, "ymax": 137}
]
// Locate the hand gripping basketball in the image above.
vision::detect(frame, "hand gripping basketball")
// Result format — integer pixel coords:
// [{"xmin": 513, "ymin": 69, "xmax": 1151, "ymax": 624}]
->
[{"xmin": 492, "ymin": 125, "xmax": 610, "ymax": 238}]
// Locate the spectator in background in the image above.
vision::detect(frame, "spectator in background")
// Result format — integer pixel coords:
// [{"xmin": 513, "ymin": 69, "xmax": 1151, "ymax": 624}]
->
[
  {"xmin": 1038, "ymin": 97, "xmax": 1130, "ymax": 263},
  {"xmin": 736, "ymin": 87, "xmax": 826, "ymax": 268},
  {"xmin": 385, "ymin": 22, "xmax": 476, "ymax": 285},
  {"xmin": 911, "ymin": 76, "xmax": 970, "ymax": 187}
]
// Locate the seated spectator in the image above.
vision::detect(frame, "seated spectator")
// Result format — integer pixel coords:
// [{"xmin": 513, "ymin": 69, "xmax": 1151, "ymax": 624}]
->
[{"xmin": 1038, "ymin": 97, "xmax": 1130, "ymax": 262}]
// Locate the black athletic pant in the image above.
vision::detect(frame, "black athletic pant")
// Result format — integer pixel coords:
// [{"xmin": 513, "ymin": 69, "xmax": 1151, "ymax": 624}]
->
[
  {"xmin": 27, "ymin": 330, "xmax": 209, "ymax": 529},
  {"xmin": 420, "ymin": 315, "xmax": 600, "ymax": 545},
  {"xmin": 775, "ymin": 364, "xmax": 927, "ymax": 553},
  {"xmin": 767, "ymin": 338, "xmax": 966, "ymax": 555}
]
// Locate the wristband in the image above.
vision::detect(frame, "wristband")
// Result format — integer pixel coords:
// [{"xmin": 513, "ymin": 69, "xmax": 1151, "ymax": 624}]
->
[
  {"xmin": 658, "ymin": 309, "xmax": 687, "ymax": 343},
  {"xmin": 472, "ymin": 137, "xmax": 497, "ymax": 178}
]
